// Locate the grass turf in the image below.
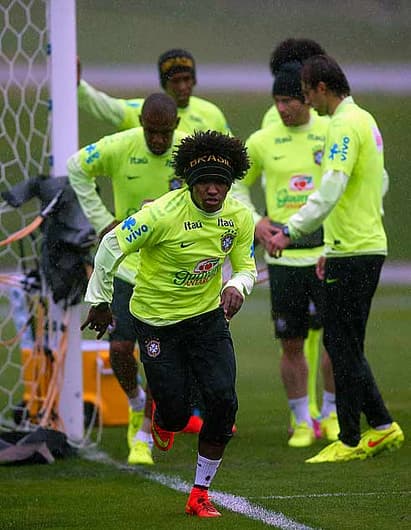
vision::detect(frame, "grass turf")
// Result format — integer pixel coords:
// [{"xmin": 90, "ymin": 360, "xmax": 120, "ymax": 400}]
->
[{"xmin": 0, "ymin": 284, "xmax": 410, "ymax": 529}]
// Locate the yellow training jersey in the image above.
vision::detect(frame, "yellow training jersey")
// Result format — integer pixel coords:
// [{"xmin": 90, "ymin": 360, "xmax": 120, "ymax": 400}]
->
[{"xmin": 113, "ymin": 188, "xmax": 256, "ymax": 323}]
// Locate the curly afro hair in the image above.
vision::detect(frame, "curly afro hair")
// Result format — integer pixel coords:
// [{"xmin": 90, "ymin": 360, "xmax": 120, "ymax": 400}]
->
[
  {"xmin": 270, "ymin": 38, "xmax": 326, "ymax": 76},
  {"xmin": 172, "ymin": 130, "xmax": 250, "ymax": 183}
]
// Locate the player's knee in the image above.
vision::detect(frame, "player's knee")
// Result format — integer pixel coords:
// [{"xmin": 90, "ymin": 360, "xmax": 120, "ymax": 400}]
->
[
  {"xmin": 200, "ymin": 394, "xmax": 237, "ymax": 445},
  {"xmin": 273, "ymin": 312, "xmax": 307, "ymax": 343},
  {"xmin": 156, "ymin": 402, "xmax": 191, "ymax": 432},
  {"xmin": 200, "ymin": 430, "xmax": 233, "ymax": 446}
]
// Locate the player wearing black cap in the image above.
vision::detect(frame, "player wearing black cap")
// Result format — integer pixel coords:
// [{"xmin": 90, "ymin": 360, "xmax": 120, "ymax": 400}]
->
[
  {"xmin": 232, "ymin": 60, "xmax": 337, "ymax": 449},
  {"xmin": 262, "ymin": 38, "xmax": 326, "ymax": 128}
]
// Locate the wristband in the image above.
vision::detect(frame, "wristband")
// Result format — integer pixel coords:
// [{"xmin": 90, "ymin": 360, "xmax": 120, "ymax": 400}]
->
[{"xmin": 281, "ymin": 225, "xmax": 290, "ymax": 238}]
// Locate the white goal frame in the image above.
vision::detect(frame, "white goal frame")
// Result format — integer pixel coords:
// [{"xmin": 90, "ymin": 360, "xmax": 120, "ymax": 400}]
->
[
  {"xmin": 48, "ymin": 0, "xmax": 83, "ymax": 441},
  {"xmin": 0, "ymin": 0, "xmax": 83, "ymax": 442}
]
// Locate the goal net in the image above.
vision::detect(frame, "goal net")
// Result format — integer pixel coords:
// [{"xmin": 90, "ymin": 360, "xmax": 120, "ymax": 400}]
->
[{"xmin": 0, "ymin": 0, "xmax": 88, "ymax": 444}]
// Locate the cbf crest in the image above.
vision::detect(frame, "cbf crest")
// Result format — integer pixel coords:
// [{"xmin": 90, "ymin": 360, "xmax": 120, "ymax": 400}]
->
[
  {"xmin": 313, "ymin": 148, "xmax": 324, "ymax": 166},
  {"xmin": 145, "ymin": 338, "xmax": 161, "ymax": 358},
  {"xmin": 220, "ymin": 229, "xmax": 236, "ymax": 253}
]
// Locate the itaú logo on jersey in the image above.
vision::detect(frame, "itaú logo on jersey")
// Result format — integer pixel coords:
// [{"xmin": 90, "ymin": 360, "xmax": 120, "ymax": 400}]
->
[
  {"xmin": 173, "ymin": 258, "xmax": 220, "ymax": 287},
  {"xmin": 129, "ymin": 156, "xmax": 148, "ymax": 164},
  {"xmin": 289, "ymin": 175, "xmax": 314, "ymax": 191}
]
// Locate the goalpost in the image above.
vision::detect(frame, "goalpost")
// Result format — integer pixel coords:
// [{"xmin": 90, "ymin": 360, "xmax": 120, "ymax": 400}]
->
[
  {"xmin": 48, "ymin": 0, "xmax": 83, "ymax": 442},
  {"xmin": 0, "ymin": 0, "xmax": 83, "ymax": 442}
]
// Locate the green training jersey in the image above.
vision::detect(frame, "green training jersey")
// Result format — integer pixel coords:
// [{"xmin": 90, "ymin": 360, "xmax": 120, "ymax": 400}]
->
[
  {"xmin": 68, "ymin": 127, "xmax": 187, "ymax": 283},
  {"xmin": 322, "ymin": 97, "xmax": 387, "ymax": 255},
  {"xmin": 78, "ymin": 80, "xmax": 231, "ymax": 134},
  {"xmin": 233, "ymin": 114, "xmax": 329, "ymax": 265},
  {"xmin": 113, "ymin": 188, "xmax": 256, "ymax": 323}
]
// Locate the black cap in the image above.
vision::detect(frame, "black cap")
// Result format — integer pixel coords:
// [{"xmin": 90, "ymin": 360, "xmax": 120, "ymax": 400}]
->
[{"xmin": 272, "ymin": 61, "xmax": 304, "ymax": 100}]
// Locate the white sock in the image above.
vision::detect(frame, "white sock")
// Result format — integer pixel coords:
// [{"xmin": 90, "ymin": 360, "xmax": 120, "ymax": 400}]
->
[
  {"xmin": 135, "ymin": 430, "xmax": 152, "ymax": 444},
  {"xmin": 129, "ymin": 385, "xmax": 146, "ymax": 412},
  {"xmin": 194, "ymin": 454, "xmax": 222, "ymax": 488},
  {"xmin": 289, "ymin": 396, "xmax": 312, "ymax": 426},
  {"xmin": 321, "ymin": 390, "xmax": 336, "ymax": 418}
]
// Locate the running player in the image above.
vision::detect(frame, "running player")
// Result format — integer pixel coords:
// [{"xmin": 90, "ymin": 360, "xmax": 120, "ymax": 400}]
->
[
  {"xmin": 78, "ymin": 48, "xmax": 231, "ymax": 432},
  {"xmin": 82, "ymin": 130, "xmax": 256, "ymax": 516}
]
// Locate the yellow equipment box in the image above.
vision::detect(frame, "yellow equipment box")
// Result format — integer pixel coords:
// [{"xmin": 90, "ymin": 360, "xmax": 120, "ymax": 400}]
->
[
  {"xmin": 82, "ymin": 340, "xmax": 129, "ymax": 426},
  {"xmin": 21, "ymin": 340, "xmax": 139, "ymax": 427}
]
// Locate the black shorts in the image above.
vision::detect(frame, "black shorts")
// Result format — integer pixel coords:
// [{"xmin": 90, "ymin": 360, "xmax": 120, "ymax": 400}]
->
[
  {"xmin": 109, "ymin": 277, "xmax": 138, "ymax": 343},
  {"xmin": 133, "ymin": 307, "xmax": 238, "ymax": 443},
  {"xmin": 268, "ymin": 264, "xmax": 324, "ymax": 339}
]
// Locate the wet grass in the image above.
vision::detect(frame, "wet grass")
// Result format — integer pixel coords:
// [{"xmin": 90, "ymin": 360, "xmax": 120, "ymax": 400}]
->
[{"xmin": 0, "ymin": 285, "xmax": 410, "ymax": 529}]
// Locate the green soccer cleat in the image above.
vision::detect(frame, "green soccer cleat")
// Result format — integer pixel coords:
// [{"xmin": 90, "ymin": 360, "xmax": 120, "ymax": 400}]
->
[
  {"xmin": 127, "ymin": 407, "xmax": 144, "ymax": 449},
  {"xmin": 360, "ymin": 422, "xmax": 404, "ymax": 457},
  {"xmin": 321, "ymin": 412, "xmax": 340, "ymax": 442},
  {"xmin": 305, "ymin": 440, "xmax": 367, "ymax": 463},
  {"xmin": 128, "ymin": 440, "xmax": 154, "ymax": 465},
  {"xmin": 288, "ymin": 421, "xmax": 315, "ymax": 448}
]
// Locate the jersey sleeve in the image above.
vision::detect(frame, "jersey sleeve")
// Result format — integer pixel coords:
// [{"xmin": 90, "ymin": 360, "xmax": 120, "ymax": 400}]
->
[
  {"xmin": 322, "ymin": 117, "xmax": 360, "ymax": 176},
  {"xmin": 114, "ymin": 204, "xmax": 159, "ymax": 255},
  {"xmin": 84, "ymin": 230, "xmax": 125, "ymax": 305},
  {"xmin": 118, "ymin": 99, "xmax": 144, "ymax": 130},
  {"xmin": 67, "ymin": 137, "xmax": 116, "ymax": 233},
  {"xmin": 78, "ymin": 80, "xmax": 125, "ymax": 128}
]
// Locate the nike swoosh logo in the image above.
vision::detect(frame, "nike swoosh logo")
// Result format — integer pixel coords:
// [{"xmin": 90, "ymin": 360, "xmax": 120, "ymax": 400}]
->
[
  {"xmin": 367, "ymin": 432, "xmax": 392, "ymax": 448},
  {"xmin": 126, "ymin": 176, "xmax": 141, "ymax": 180},
  {"xmin": 180, "ymin": 242, "xmax": 195, "ymax": 248},
  {"xmin": 325, "ymin": 278, "xmax": 338, "ymax": 284},
  {"xmin": 152, "ymin": 426, "xmax": 169, "ymax": 449}
]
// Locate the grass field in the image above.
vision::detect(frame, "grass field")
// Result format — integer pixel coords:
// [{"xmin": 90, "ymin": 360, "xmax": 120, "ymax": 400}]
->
[
  {"xmin": 74, "ymin": 1, "xmax": 411, "ymax": 65},
  {"xmin": 0, "ymin": 284, "xmax": 410, "ymax": 529}
]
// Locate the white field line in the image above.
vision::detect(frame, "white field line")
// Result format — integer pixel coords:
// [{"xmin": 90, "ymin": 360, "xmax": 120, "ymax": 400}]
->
[
  {"xmin": 83, "ymin": 448, "xmax": 316, "ymax": 530},
  {"xmin": 251, "ymin": 491, "xmax": 411, "ymax": 500}
]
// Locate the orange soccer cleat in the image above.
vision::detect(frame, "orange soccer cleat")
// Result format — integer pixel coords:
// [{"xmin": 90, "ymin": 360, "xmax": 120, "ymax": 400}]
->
[
  {"xmin": 185, "ymin": 487, "xmax": 221, "ymax": 518},
  {"xmin": 181, "ymin": 415, "xmax": 204, "ymax": 434},
  {"xmin": 151, "ymin": 418, "xmax": 174, "ymax": 451}
]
